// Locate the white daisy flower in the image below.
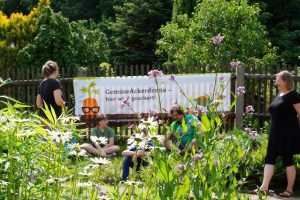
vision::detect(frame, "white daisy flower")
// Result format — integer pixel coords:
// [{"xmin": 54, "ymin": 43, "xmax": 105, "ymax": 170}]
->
[
  {"xmin": 46, "ymin": 130, "xmax": 72, "ymax": 144},
  {"xmin": 78, "ymin": 170, "xmax": 92, "ymax": 176},
  {"xmin": 90, "ymin": 157, "xmax": 111, "ymax": 165},
  {"xmin": 124, "ymin": 180, "xmax": 142, "ymax": 186},
  {"xmin": 139, "ymin": 116, "xmax": 158, "ymax": 130},
  {"xmin": 77, "ymin": 182, "xmax": 93, "ymax": 187},
  {"xmin": 90, "ymin": 136, "xmax": 108, "ymax": 145}
]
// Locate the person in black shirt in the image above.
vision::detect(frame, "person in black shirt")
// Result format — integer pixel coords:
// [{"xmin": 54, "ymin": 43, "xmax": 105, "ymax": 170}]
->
[
  {"xmin": 251, "ymin": 71, "xmax": 300, "ymax": 197},
  {"xmin": 36, "ymin": 60, "xmax": 66, "ymax": 118}
]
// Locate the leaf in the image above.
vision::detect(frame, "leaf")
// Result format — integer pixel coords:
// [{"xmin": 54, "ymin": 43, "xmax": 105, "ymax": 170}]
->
[
  {"xmin": 92, "ymin": 89, "xmax": 100, "ymax": 94},
  {"xmin": 0, "ymin": 95, "xmax": 22, "ymax": 104},
  {"xmin": 176, "ymin": 176, "xmax": 190, "ymax": 199},
  {"xmin": 80, "ymin": 87, "xmax": 88, "ymax": 94},
  {"xmin": 215, "ymin": 115, "xmax": 222, "ymax": 126},
  {"xmin": 89, "ymin": 81, "xmax": 96, "ymax": 88},
  {"xmin": 41, "ymin": 103, "xmax": 54, "ymax": 124},
  {"xmin": 201, "ymin": 114, "xmax": 211, "ymax": 132}
]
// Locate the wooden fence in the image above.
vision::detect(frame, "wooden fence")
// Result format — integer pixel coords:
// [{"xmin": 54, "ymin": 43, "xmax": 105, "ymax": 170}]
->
[{"xmin": 0, "ymin": 64, "xmax": 299, "ymax": 135}]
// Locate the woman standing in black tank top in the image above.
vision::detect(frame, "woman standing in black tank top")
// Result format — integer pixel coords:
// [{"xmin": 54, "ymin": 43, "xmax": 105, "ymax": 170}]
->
[{"xmin": 36, "ymin": 60, "xmax": 66, "ymax": 118}]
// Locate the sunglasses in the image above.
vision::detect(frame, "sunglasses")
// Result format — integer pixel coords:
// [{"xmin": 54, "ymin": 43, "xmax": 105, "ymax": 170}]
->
[{"xmin": 82, "ymin": 107, "xmax": 100, "ymax": 113}]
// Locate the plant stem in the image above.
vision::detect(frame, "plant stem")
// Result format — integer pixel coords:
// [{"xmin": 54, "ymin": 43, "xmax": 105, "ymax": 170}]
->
[
  {"xmin": 155, "ymin": 77, "xmax": 163, "ymax": 114},
  {"xmin": 174, "ymin": 80, "xmax": 196, "ymax": 109}
]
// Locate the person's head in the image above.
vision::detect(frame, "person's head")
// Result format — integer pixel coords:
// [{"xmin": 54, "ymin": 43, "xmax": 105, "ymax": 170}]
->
[
  {"xmin": 276, "ymin": 70, "xmax": 294, "ymax": 92},
  {"xmin": 170, "ymin": 105, "xmax": 185, "ymax": 122},
  {"xmin": 42, "ymin": 60, "xmax": 59, "ymax": 78},
  {"xmin": 96, "ymin": 114, "xmax": 108, "ymax": 128}
]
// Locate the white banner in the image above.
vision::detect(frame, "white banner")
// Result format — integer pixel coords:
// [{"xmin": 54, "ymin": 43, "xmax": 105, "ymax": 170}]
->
[{"xmin": 73, "ymin": 74, "xmax": 231, "ymax": 116}]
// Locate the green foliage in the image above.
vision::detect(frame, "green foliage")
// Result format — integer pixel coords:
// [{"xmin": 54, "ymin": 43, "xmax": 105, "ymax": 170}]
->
[
  {"xmin": 251, "ymin": 0, "xmax": 300, "ymax": 65},
  {"xmin": 70, "ymin": 20, "xmax": 110, "ymax": 68},
  {"xmin": 0, "ymin": 0, "xmax": 49, "ymax": 69},
  {"xmin": 172, "ymin": 0, "xmax": 197, "ymax": 21},
  {"xmin": 17, "ymin": 6, "xmax": 109, "ymax": 69},
  {"xmin": 50, "ymin": 0, "xmax": 124, "ymax": 22},
  {"xmin": 157, "ymin": 0, "xmax": 278, "ymax": 70},
  {"xmin": 110, "ymin": 0, "xmax": 172, "ymax": 65},
  {"xmin": 0, "ymin": 0, "xmax": 39, "ymax": 15}
]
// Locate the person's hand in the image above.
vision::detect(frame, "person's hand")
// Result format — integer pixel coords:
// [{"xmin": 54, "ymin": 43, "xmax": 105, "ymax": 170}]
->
[
  {"xmin": 64, "ymin": 101, "xmax": 68, "ymax": 107},
  {"xmin": 137, "ymin": 150, "xmax": 145, "ymax": 157}
]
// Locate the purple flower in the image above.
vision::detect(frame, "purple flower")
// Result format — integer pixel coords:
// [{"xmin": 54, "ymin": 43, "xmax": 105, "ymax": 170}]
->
[
  {"xmin": 230, "ymin": 61, "xmax": 243, "ymax": 69},
  {"xmin": 147, "ymin": 70, "xmax": 164, "ymax": 78},
  {"xmin": 244, "ymin": 128, "xmax": 259, "ymax": 139},
  {"xmin": 212, "ymin": 34, "xmax": 224, "ymax": 44},
  {"xmin": 250, "ymin": 131, "xmax": 259, "ymax": 139},
  {"xmin": 220, "ymin": 93, "xmax": 226, "ymax": 100},
  {"xmin": 197, "ymin": 121, "xmax": 201, "ymax": 127},
  {"xmin": 197, "ymin": 105, "xmax": 204, "ymax": 113},
  {"xmin": 168, "ymin": 74, "xmax": 175, "ymax": 81},
  {"xmin": 193, "ymin": 152, "xmax": 204, "ymax": 161},
  {"xmin": 128, "ymin": 124, "xmax": 135, "ymax": 129},
  {"xmin": 245, "ymin": 105, "xmax": 255, "ymax": 113},
  {"xmin": 218, "ymin": 75, "xmax": 225, "ymax": 82},
  {"xmin": 236, "ymin": 86, "xmax": 245, "ymax": 95},
  {"xmin": 175, "ymin": 164, "xmax": 185, "ymax": 170}
]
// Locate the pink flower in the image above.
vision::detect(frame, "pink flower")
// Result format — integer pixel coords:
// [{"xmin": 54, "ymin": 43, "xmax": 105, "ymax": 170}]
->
[
  {"xmin": 218, "ymin": 75, "xmax": 225, "ymax": 82},
  {"xmin": 250, "ymin": 131, "xmax": 259, "ymax": 139},
  {"xmin": 245, "ymin": 105, "xmax": 254, "ymax": 113},
  {"xmin": 193, "ymin": 152, "xmax": 204, "ymax": 161},
  {"xmin": 236, "ymin": 86, "xmax": 245, "ymax": 95},
  {"xmin": 220, "ymin": 93, "xmax": 226, "ymax": 100},
  {"xmin": 212, "ymin": 34, "xmax": 224, "ymax": 44},
  {"xmin": 175, "ymin": 164, "xmax": 185, "ymax": 170},
  {"xmin": 128, "ymin": 124, "xmax": 135, "ymax": 129},
  {"xmin": 147, "ymin": 70, "xmax": 164, "ymax": 78},
  {"xmin": 230, "ymin": 61, "xmax": 243, "ymax": 69},
  {"xmin": 197, "ymin": 105, "xmax": 204, "ymax": 113},
  {"xmin": 168, "ymin": 74, "xmax": 175, "ymax": 81},
  {"xmin": 245, "ymin": 128, "xmax": 259, "ymax": 139},
  {"xmin": 197, "ymin": 121, "xmax": 201, "ymax": 127}
]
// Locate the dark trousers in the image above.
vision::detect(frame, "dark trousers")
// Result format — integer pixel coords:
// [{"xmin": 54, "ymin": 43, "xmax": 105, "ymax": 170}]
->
[{"xmin": 122, "ymin": 156, "xmax": 149, "ymax": 181}]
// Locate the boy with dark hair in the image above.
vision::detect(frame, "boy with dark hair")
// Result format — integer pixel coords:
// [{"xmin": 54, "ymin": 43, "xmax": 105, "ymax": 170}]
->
[{"xmin": 81, "ymin": 114, "xmax": 120, "ymax": 157}]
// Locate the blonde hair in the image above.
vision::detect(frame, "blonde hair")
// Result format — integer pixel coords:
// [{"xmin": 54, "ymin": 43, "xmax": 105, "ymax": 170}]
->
[
  {"xmin": 42, "ymin": 60, "xmax": 58, "ymax": 77},
  {"xmin": 277, "ymin": 70, "xmax": 294, "ymax": 90}
]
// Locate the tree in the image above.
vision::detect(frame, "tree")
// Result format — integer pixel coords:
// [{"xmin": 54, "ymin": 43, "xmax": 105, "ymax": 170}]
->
[
  {"xmin": 156, "ymin": 0, "xmax": 277, "ymax": 70},
  {"xmin": 0, "ymin": 0, "xmax": 50, "ymax": 69},
  {"xmin": 251, "ymin": 0, "xmax": 300, "ymax": 65},
  {"xmin": 70, "ymin": 20, "xmax": 110, "ymax": 68},
  {"xmin": 50, "ymin": 0, "xmax": 124, "ymax": 22},
  {"xmin": 0, "ymin": 0, "xmax": 39, "ymax": 15},
  {"xmin": 17, "ymin": 6, "xmax": 109, "ymax": 69},
  {"xmin": 110, "ymin": 0, "xmax": 172, "ymax": 66},
  {"xmin": 172, "ymin": 0, "xmax": 197, "ymax": 21}
]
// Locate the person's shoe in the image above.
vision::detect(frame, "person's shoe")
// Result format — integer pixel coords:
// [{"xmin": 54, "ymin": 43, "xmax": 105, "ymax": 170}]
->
[
  {"xmin": 279, "ymin": 190, "xmax": 293, "ymax": 198},
  {"xmin": 106, "ymin": 153, "xmax": 117, "ymax": 158},
  {"xmin": 249, "ymin": 188, "xmax": 269, "ymax": 196}
]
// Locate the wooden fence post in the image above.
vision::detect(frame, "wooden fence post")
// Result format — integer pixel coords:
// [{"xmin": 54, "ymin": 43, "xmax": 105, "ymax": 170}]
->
[{"xmin": 235, "ymin": 65, "xmax": 245, "ymax": 129}]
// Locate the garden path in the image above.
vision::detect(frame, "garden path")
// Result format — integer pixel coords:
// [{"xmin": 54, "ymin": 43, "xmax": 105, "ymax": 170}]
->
[{"xmin": 249, "ymin": 194, "xmax": 300, "ymax": 199}]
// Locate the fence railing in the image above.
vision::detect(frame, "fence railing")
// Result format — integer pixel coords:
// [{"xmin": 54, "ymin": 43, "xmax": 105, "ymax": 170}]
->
[{"xmin": 1, "ymin": 64, "xmax": 299, "ymax": 134}]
